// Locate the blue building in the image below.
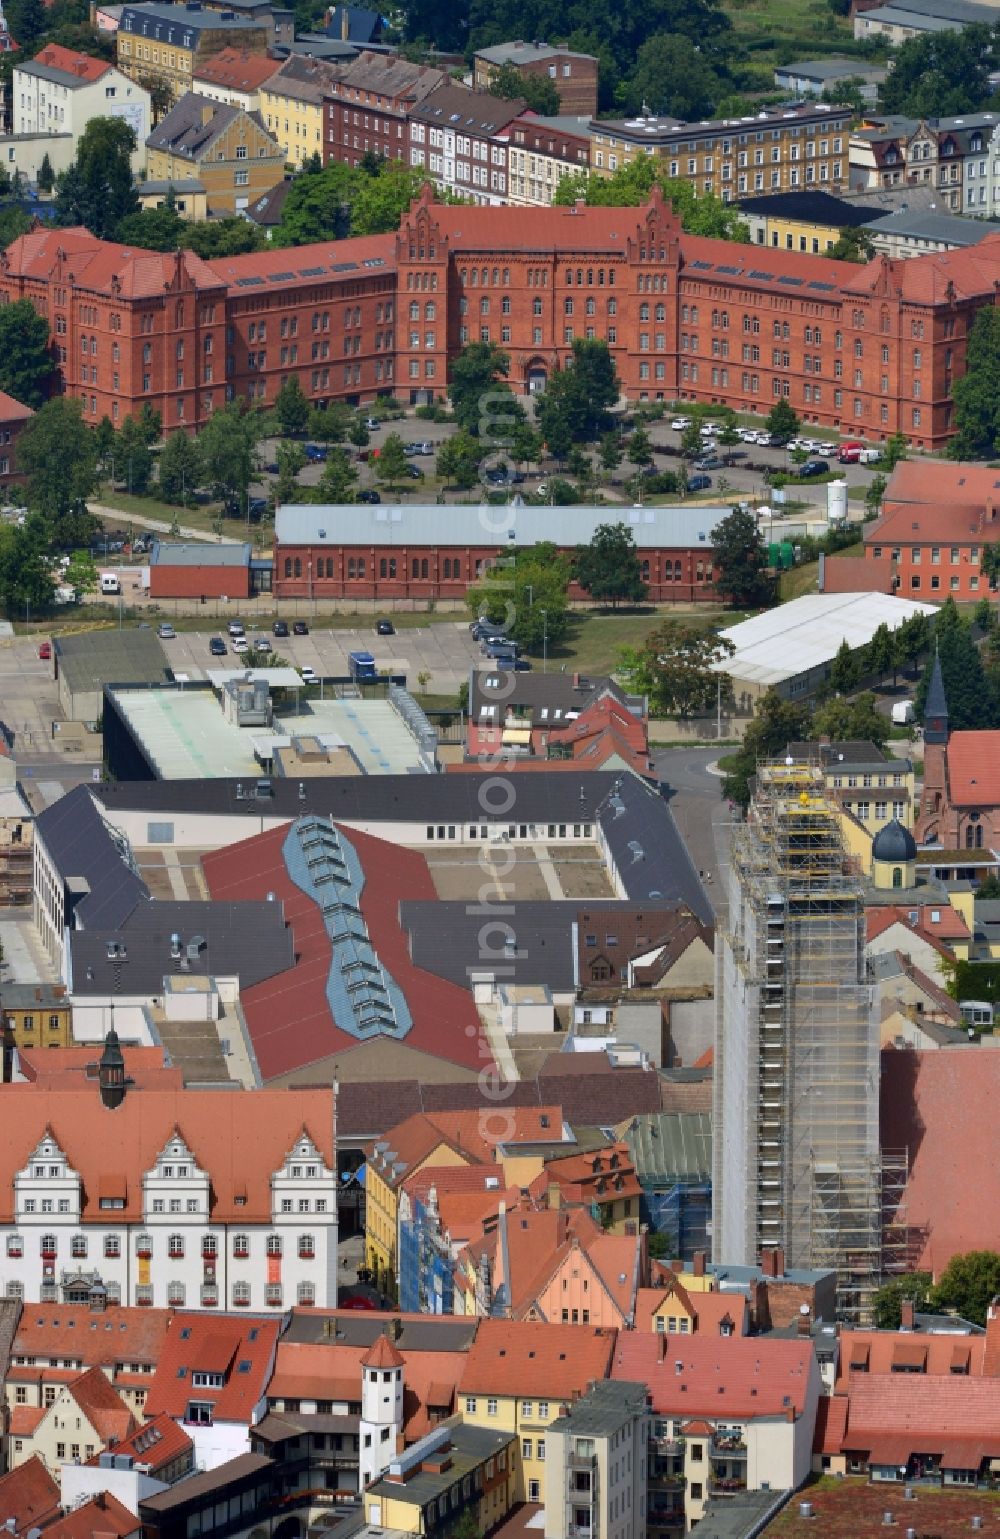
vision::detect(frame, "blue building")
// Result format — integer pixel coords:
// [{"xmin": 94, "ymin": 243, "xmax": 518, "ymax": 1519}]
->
[{"xmin": 625, "ymin": 1111, "xmax": 712, "ymax": 1262}]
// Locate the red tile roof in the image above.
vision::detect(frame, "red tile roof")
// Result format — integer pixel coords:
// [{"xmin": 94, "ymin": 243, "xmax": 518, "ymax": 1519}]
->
[
  {"xmin": 40, "ymin": 1492, "xmax": 137, "ymax": 1539},
  {"xmin": 880, "ymin": 1045, "xmax": 1000, "ymax": 1271},
  {"xmin": 820, "ymin": 555, "xmax": 894, "ymax": 595},
  {"xmin": 202, "ymin": 821, "xmax": 488, "ymax": 1080},
  {"xmin": 267, "ymin": 1338, "xmax": 465, "ymax": 1437},
  {"xmin": 827, "ymin": 1376, "xmax": 1000, "ymax": 1458},
  {"xmin": 947, "ymin": 731, "xmax": 1000, "ymax": 807},
  {"xmin": 635, "ymin": 1283, "xmax": 748, "ymax": 1337},
  {"xmin": 835, "ymin": 1328, "xmax": 986, "ymax": 1390},
  {"xmin": 143, "ymin": 1313, "xmax": 279, "ymax": 1425},
  {"xmin": 841, "ymin": 240, "xmax": 1000, "ymax": 305},
  {"xmin": 8, "ymin": 1405, "xmax": 45, "ymax": 1436},
  {"xmin": 193, "ymin": 46, "xmax": 283, "ymax": 90},
  {"xmin": 208, "ymin": 233, "xmax": 396, "ymax": 296},
  {"xmin": 866, "ymin": 499, "xmax": 998, "ymax": 547},
  {"xmin": 0, "ymin": 390, "xmax": 32, "ymax": 426},
  {"xmin": 456, "ymin": 1205, "xmax": 602, "ymax": 1318},
  {"xmin": 0, "ymin": 1455, "xmax": 59, "ymax": 1533},
  {"xmin": 87, "ymin": 1411, "xmax": 192, "ymax": 1474},
  {"xmin": 30, "ymin": 43, "xmax": 110, "ymax": 81},
  {"xmin": 14, "ymin": 1045, "xmax": 182, "ymax": 1090},
  {"xmin": 0, "ymin": 1086, "xmax": 334, "ymax": 1224},
  {"xmin": 529, "ymin": 1142, "xmax": 642, "ymax": 1205},
  {"xmin": 361, "ymin": 1333, "xmax": 405, "ymax": 1370},
  {"xmin": 865, "ymin": 906, "xmax": 963, "ymax": 958},
  {"xmin": 458, "ymin": 1319, "xmax": 615, "ymax": 1399},
  {"xmin": 65, "ymin": 1365, "xmax": 136, "ymax": 1445},
  {"xmin": 612, "ymin": 1332, "xmax": 815, "ymax": 1418},
  {"xmin": 1, "ymin": 228, "xmax": 223, "ymax": 300},
  {"xmin": 885, "ymin": 458, "xmax": 1000, "ymax": 513},
  {"xmin": 10, "ymin": 1303, "xmax": 169, "ymax": 1374}
]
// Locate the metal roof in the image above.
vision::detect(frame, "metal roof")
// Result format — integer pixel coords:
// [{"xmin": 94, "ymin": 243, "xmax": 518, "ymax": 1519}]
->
[
  {"xmin": 150, "ymin": 540, "xmax": 250, "ymax": 567},
  {"xmin": 53, "ymin": 629, "xmax": 172, "ymax": 694},
  {"xmin": 35, "ymin": 787, "xmax": 149, "ymax": 932},
  {"xmin": 715, "ymin": 592, "xmax": 938, "ymax": 688},
  {"xmin": 625, "ymin": 1111, "xmax": 712, "ymax": 1185},
  {"xmin": 276, "ymin": 501, "xmax": 727, "ymax": 551},
  {"xmin": 863, "ymin": 208, "xmax": 1000, "ymax": 244}
]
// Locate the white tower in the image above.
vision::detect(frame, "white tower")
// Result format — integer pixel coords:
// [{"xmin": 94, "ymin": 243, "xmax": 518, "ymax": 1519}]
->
[{"xmin": 359, "ymin": 1331, "xmax": 405, "ymax": 1488}]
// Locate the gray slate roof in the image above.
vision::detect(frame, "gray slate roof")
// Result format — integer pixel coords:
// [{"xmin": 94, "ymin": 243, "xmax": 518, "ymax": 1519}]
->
[
  {"xmin": 862, "ymin": 207, "xmax": 1000, "ymax": 244},
  {"xmin": 468, "ymin": 669, "xmax": 637, "ymax": 726},
  {"xmin": 53, "ymin": 629, "xmax": 172, "ymax": 693},
  {"xmin": 282, "ymin": 1309, "xmax": 478, "ymax": 1352},
  {"xmin": 476, "ymin": 40, "xmax": 595, "ymax": 64},
  {"xmin": 35, "ymin": 786, "xmax": 149, "ymax": 932},
  {"xmin": 775, "ymin": 57, "xmax": 886, "ymax": 81},
  {"xmin": 69, "ymin": 898, "xmax": 294, "ymax": 994},
  {"xmin": 150, "ymin": 540, "xmax": 251, "ymax": 567},
  {"xmin": 276, "ymin": 501, "xmax": 728, "ymax": 551},
  {"xmin": 147, "ymin": 91, "xmax": 276, "ymax": 160},
  {"xmin": 119, "ymin": 2, "xmax": 269, "ymax": 37}
]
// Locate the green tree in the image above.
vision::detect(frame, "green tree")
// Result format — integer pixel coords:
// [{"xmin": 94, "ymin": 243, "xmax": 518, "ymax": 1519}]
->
[
  {"xmin": 94, "ymin": 415, "xmax": 116, "ymax": 474},
  {"xmin": 718, "ymin": 417, "xmax": 740, "ymax": 451},
  {"xmin": 553, "ymin": 156, "xmax": 747, "ymax": 242},
  {"xmin": 37, "ymin": 152, "xmax": 54, "ymax": 196},
  {"xmin": 628, "ymin": 423, "xmax": 653, "ymax": 470},
  {"xmin": 437, "ymin": 430, "xmax": 481, "ymax": 489},
  {"xmin": 811, "ymin": 691, "xmax": 889, "ymax": 749},
  {"xmin": 350, "ymin": 160, "xmax": 428, "ymax": 237},
  {"xmin": 721, "ymin": 691, "xmax": 813, "ymax": 810},
  {"xmin": 274, "ymin": 439, "xmax": 306, "ymax": 506},
  {"xmin": 448, "ymin": 342, "xmax": 517, "ymax": 437},
  {"xmin": 915, "ymin": 614, "xmax": 998, "ymax": 730},
  {"xmin": 197, "ymin": 403, "xmax": 260, "ymax": 512},
  {"xmin": 55, "ymin": 117, "xmax": 139, "ymax": 240},
  {"xmin": 136, "ymin": 402, "xmax": 162, "ymax": 446},
  {"xmin": 0, "ymin": 208, "xmax": 33, "ymax": 252},
  {"xmin": 114, "ymin": 203, "xmax": 183, "ymax": 251},
  {"xmin": 897, "ymin": 609, "xmax": 931, "ymax": 675},
  {"xmin": 951, "ymin": 306, "xmax": 1000, "ymax": 459},
  {"xmin": 0, "ymin": 521, "xmax": 54, "ymax": 615},
  {"xmin": 377, "ymin": 431, "xmax": 409, "ymax": 490},
  {"xmin": 273, "ymin": 375, "xmax": 310, "ymax": 437},
  {"xmin": 765, "ymin": 398, "xmax": 800, "ymax": 439},
  {"xmin": 931, "ymin": 1249, "xmax": 1000, "ymax": 1327},
  {"xmin": 829, "ymin": 637, "xmax": 860, "ymax": 695},
  {"xmin": 115, "ymin": 416, "xmax": 153, "ymax": 495},
  {"xmin": 599, "ymin": 431, "xmax": 623, "ymax": 482},
  {"xmin": 348, "ymin": 417, "xmax": 370, "ymax": 451},
  {"xmin": 575, "ymin": 521, "xmax": 647, "ymax": 608},
  {"xmin": 680, "ymin": 418, "xmax": 703, "ymax": 459},
  {"xmin": 308, "ymin": 404, "xmax": 352, "ymax": 443},
  {"xmin": 488, "ymin": 61, "xmax": 559, "ymax": 114},
  {"xmin": 864, "ymin": 621, "xmax": 896, "ymax": 681},
  {"xmin": 183, "ymin": 218, "xmax": 266, "ymax": 259},
  {"xmin": 871, "ymin": 1273, "xmax": 934, "ymax": 1330},
  {"xmin": 880, "ymin": 23, "xmax": 997, "ymax": 117},
  {"xmin": 828, "ymin": 226, "xmax": 875, "ymax": 263},
  {"xmin": 468, "ymin": 543, "xmax": 570, "ymax": 653},
  {"xmin": 6, "ymin": 0, "xmax": 47, "ymax": 51},
  {"xmin": 883, "ymin": 431, "xmax": 909, "ymax": 473},
  {"xmin": 272, "ymin": 160, "xmax": 355, "ymax": 246},
  {"xmin": 977, "ymin": 872, "xmax": 1000, "ymax": 899},
  {"xmin": 18, "ymin": 398, "xmax": 95, "ymax": 523},
  {"xmin": 626, "ymin": 32, "xmax": 720, "ymax": 119},
  {"xmin": 158, "ymin": 428, "xmax": 203, "ymax": 505},
  {"xmin": 537, "ymin": 339, "xmax": 618, "ymax": 448},
  {"xmin": 617, "ymin": 619, "xmax": 734, "ymax": 717},
  {"xmin": 711, "ymin": 506, "xmax": 773, "ymax": 608},
  {"xmin": 314, "ymin": 446, "xmax": 358, "ymax": 503},
  {"xmin": 0, "ymin": 299, "xmax": 52, "ymax": 409},
  {"xmin": 62, "ymin": 548, "xmax": 99, "ymax": 600},
  {"xmin": 865, "ymin": 472, "xmax": 888, "ymax": 520},
  {"xmin": 509, "ymin": 420, "xmax": 541, "ymax": 471}
]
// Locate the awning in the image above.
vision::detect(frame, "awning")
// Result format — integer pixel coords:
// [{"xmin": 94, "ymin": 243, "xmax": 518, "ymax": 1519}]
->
[{"xmin": 501, "ymin": 729, "xmax": 532, "ymax": 746}]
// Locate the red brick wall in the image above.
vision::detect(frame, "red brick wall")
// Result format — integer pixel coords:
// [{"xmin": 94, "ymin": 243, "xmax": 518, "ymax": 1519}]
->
[
  {"xmin": 148, "ymin": 564, "xmax": 251, "ymax": 599},
  {"xmin": 867, "ymin": 538, "xmax": 988, "ymax": 603}
]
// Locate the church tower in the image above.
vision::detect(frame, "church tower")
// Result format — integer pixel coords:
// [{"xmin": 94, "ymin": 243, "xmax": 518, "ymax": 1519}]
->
[
  {"xmin": 98, "ymin": 1028, "xmax": 127, "ymax": 1110},
  {"xmin": 359, "ymin": 1332, "xmax": 405, "ymax": 1488}
]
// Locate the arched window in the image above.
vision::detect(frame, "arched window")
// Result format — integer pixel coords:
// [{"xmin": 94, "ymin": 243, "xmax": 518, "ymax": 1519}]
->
[
  {"xmin": 442, "ymin": 558, "xmax": 451, "ymax": 578},
  {"xmin": 380, "ymin": 558, "xmax": 387, "ymax": 577},
  {"xmin": 892, "ymin": 867, "xmax": 903, "ymax": 888},
  {"xmin": 293, "ymin": 557, "xmax": 301, "ymax": 578},
  {"xmin": 674, "ymin": 559, "xmax": 682, "ymax": 581},
  {"xmin": 421, "ymin": 559, "xmax": 428, "ymax": 578},
  {"xmin": 412, "ymin": 557, "xmax": 419, "ymax": 577},
  {"xmin": 284, "ymin": 558, "xmax": 292, "ymax": 577}
]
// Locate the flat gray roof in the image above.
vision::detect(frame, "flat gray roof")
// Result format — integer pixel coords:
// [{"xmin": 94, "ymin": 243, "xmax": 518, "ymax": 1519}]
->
[
  {"xmin": 776, "ymin": 57, "xmax": 886, "ymax": 79},
  {"xmin": 549, "ymin": 1378, "xmax": 649, "ymax": 1435},
  {"xmin": 150, "ymin": 540, "xmax": 250, "ymax": 567},
  {"xmin": 626, "ymin": 1111, "xmax": 712, "ymax": 1183},
  {"xmin": 276, "ymin": 501, "xmax": 727, "ymax": 551},
  {"xmin": 863, "ymin": 208, "xmax": 1000, "ymax": 243},
  {"xmin": 54, "ymin": 628, "xmax": 172, "ymax": 693}
]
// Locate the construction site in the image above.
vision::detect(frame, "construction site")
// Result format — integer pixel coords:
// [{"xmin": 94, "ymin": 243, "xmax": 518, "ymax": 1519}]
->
[{"xmin": 714, "ymin": 757, "xmax": 901, "ymax": 1324}]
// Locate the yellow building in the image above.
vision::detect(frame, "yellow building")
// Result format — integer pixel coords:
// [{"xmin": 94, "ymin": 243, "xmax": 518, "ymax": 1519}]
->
[
  {"xmin": 138, "ymin": 178, "xmax": 208, "ymax": 219},
  {"xmin": 146, "ymin": 92, "xmax": 284, "ymax": 214},
  {"xmin": 2, "ymin": 982, "xmax": 72, "ymax": 1051},
  {"xmin": 736, "ymin": 189, "xmax": 881, "ymax": 254},
  {"xmin": 363, "ymin": 1421, "xmax": 516, "ymax": 1534},
  {"xmin": 801, "ymin": 741, "xmax": 916, "ymax": 842},
  {"xmin": 260, "ymin": 53, "xmax": 341, "ymax": 169},
  {"xmin": 458, "ymin": 1320, "xmax": 616, "ymax": 1506},
  {"xmin": 589, "ymin": 101, "xmax": 851, "ymax": 202},
  {"xmin": 365, "ymin": 1114, "xmax": 471, "ymax": 1289},
  {"xmin": 116, "ymin": 2, "xmax": 269, "ymax": 109}
]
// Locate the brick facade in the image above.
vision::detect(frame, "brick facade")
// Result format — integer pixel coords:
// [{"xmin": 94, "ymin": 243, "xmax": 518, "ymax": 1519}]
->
[{"xmin": 3, "ymin": 189, "xmax": 1000, "ymax": 449}]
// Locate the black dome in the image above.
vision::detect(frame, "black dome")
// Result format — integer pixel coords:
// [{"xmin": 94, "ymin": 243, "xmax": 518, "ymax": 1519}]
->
[{"xmin": 872, "ymin": 818, "xmax": 917, "ymax": 863}]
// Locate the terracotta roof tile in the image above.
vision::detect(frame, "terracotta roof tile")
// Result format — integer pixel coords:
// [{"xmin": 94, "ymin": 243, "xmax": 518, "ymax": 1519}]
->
[
  {"xmin": 0, "ymin": 1086, "xmax": 334, "ymax": 1224},
  {"xmin": 458, "ymin": 1319, "xmax": 615, "ymax": 1400},
  {"xmin": 28, "ymin": 43, "xmax": 110, "ymax": 81},
  {"xmin": 267, "ymin": 1338, "xmax": 464, "ymax": 1437},
  {"xmin": 40, "ymin": 1492, "xmax": 137, "ymax": 1539},
  {"xmin": 65, "ymin": 1365, "xmax": 136, "ymax": 1445},
  {"xmin": 611, "ymin": 1333, "xmax": 815, "ymax": 1418},
  {"xmin": 1, "ymin": 227, "xmax": 224, "ymax": 300},
  {"xmin": 12, "ymin": 1302, "xmax": 170, "ymax": 1371},
  {"xmin": 947, "ymin": 731, "xmax": 1000, "ymax": 806},
  {"xmin": 193, "ymin": 46, "xmax": 283, "ymax": 91},
  {"xmin": 14, "ymin": 1045, "xmax": 182, "ymax": 1090},
  {"xmin": 8, "ymin": 1405, "xmax": 45, "ymax": 1436},
  {"xmin": 836, "ymin": 1328, "xmax": 985, "ymax": 1390},
  {"xmin": 821, "ymin": 555, "xmax": 894, "ymax": 595},
  {"xmin": 884, "ymin": 458, "xmax": 1000, "ymax": 512},
  {"xmin": 0, "ymin": 391, "xmax": 32, "ymax": 426},
  {"xmin": 143, "ymin": 1313, "xmax": 279, "ymax": 1425},
  {"xmin": 361, "ymin": 1333, "xmax": 405, "ymax": 1370},
  {"xmin": 86, "ymin": 1412, "xmax": 192, "ymax": 1473},
  {"xmin": 0, "ymin": 1455, "xmax": 59, "ymax": 1533}
]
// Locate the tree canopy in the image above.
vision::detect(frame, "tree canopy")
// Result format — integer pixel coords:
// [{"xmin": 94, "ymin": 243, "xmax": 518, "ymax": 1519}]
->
[
  {"xmin": 721, "ymin": 691, "xmax": 812, "ymax": 809},
  {"xmin": 951, "ymin": 306, "xmax": 1000, "ymax": 460},
  {"xmin": 711, "ymin": 507, "xmax": 773, "ymax": 609},
  {"xmin": 915, "ymin": 604, "xmax": 1000, "ymax": 730},
  {"xmin": 554, "ymin": 156, "xmax": 749, "ymax": 241},
  {"xmin": 488, "ymin": 62, "xmax": 560, "ymax": 114},
  {"xmin": 272, "ymin": 158, "xmax": 432, "ymax": 247},
  {"xmin": 18, "ymin": 398, "xmax": 96, "ymax": 527},
  {"xmin": 575, "ymin": 521, "xmax": 647, "ymax": 607},
  {"xmin": 537, "ymin": 339, "xmax": 619, "ymax": 452},
  {"xmin": 879, "ymin": 24, "xmax": 999, "ymax": 117},
  {"xmin": 469, "ymin": 542, "xmax": 571, "ymax": 654},
  {"xmin": 932, "ymin": 1249, "xmax": 1000, "ymax": 1327},
  {"xmin": 617, "ymin": 618, "xmax": 734, "ymax": 716},
  {"xmin": 448, "ymin": 343, "xmax": 519, "ymax": 438},
  {"xmin": 55, "ymin": 117, "xmax": 138, "ymax": 240},
  {"xmin": 0, "ymin": 298, "xmax": 52, "ymax": 408}
]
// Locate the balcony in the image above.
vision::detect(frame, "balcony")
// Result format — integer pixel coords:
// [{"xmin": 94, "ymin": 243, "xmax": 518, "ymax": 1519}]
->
[
  {"xmin": 711, "ymin": 1436, "xmax": 747, "ymax": 1458},
  {"xmin": 709, "ymin": 1477, "xmax": 748, "ymax": 1495},
  {"xmin": 568, "ymin": 1451, "xmax": 597, "ymax": 1469}
]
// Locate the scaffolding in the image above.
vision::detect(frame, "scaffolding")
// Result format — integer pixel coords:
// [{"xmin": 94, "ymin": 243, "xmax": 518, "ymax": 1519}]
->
[{"xmin": 715, "ymin": 758, "xmax": 883, "ymax": 1324}]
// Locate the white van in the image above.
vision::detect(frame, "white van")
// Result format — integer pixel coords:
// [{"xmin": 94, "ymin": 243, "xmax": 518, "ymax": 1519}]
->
[{"xmin": 100, "ymin": 573, "xmax": 121, "ymax": 595}]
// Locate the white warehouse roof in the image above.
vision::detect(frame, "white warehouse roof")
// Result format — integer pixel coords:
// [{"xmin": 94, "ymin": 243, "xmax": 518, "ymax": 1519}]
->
[{"xmin": 715, "ymin": 591, "xmax": 938, "ymax": 688}]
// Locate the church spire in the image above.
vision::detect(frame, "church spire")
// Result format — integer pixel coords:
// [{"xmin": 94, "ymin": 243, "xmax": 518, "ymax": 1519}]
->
[{"xmin": 924, "ymin": 646, "xmax": 949, "ymax": 745}]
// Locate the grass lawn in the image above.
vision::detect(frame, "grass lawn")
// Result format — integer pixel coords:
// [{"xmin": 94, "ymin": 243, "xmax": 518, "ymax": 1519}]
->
[
  {"xmin": 723, "ymin": 0, "xmax": 869, "ymax": 71},
  {"xmin": 544, "ymin": 606, "xmax": 743, "ymax": 676},
  {"xmin": 779, "ymin": 560, "xmax": 819, "ymax": 601}
]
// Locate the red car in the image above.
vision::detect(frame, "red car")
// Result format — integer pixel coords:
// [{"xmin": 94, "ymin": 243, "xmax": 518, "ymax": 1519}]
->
[{"xmin": 37, "ymin": 641, "xmax": 51, "ymax": 660}]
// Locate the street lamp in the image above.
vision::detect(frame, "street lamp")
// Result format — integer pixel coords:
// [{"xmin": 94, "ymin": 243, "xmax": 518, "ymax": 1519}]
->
[
  {"xmin": 540, "ymin": 608, "xmax": 548, "ymax": 674},
  {"xmin": 525, "ymin": 584, "xmax": 534, "ymax": 608}
]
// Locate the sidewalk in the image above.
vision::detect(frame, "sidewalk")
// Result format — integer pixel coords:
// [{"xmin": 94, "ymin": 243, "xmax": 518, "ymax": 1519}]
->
[{"xmin": 89, "ymin": 502, "xmax": 243, "ymax": 544}]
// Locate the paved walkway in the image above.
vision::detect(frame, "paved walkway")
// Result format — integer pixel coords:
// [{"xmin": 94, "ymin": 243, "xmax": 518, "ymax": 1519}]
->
[
  {"xmin": 89, "ymin": 502, "xmax": 241, "ymax": 544},
  {"xmin": 533, "ymin": 846, "xmax": 565, "ymax": 900},
  {"xmin": 0, "ymin": 915, "xmax": 56, "ymax": 985}
]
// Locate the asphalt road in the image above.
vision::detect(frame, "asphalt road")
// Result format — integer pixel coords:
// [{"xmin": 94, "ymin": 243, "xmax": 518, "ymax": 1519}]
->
[{"xmin": 656, "ymin": 744, "xmax": 735, "ymax": 917}]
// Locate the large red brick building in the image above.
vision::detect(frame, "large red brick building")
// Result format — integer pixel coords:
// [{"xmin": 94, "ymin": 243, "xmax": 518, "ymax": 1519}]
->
[
  {"xmin": 5, "ymin": 187, "xmax": 1000, "ymax": 448},
  {"xmin": 865, "ymin": 459, "xmax": 1000, "ymax": 602}
]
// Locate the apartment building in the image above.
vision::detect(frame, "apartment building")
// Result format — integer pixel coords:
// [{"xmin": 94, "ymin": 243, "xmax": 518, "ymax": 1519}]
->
[
  {"xmin": 544, "ymin": 1380, "xmax": 649, "ymax": 1539},
  {"xmin": 408, "ymin": 84, "xmax": 526, "ymax": 206},
  {"xmin": 865, "ymin": 459, "xmax": 1000, "ymax": 603},
  {"xmin": 145, "ymin": 93, "xmax": 284, "ymax": 213},
  {"xmin": 192, "ymin": 45, "xmax": 283, "ymax": 111},
  {"xmin": 260, "ymin": 53, "xmax": 343, "ymax": 168},
  {"xmin": 507, "ymin": 114, "xmax": 592, "ymax": 206},
  {"xmin": 13, "ymin": 44, "xmax": 151, "ymax": 169},
  {"xmin": 473, "ymin": 41, "xmax": 598, "ymax": 117},
  {"xmin": 324, "ymin": 50, "xmax": 445, "ymax": 168},
  {"xmin": 589, "ymin": 102, "xmax": 852, "ymax": 201},
  {"xmin": 0, "ymin": 1051, "xmax": 338, "ymax": 1312},
  {"xmin": 115, "ymin": 2, "xmax": 269, "ymax": 107}
]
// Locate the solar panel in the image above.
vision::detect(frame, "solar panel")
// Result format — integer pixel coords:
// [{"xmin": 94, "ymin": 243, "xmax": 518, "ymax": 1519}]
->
[
  {"xmin": 298, "ymin": 266, "xmax": 325, "ymax": 277},
  {"xmin": 808, "ymin": 280, "xmax": 836, "ymax": 292},
  {"xmin": 748, "ymin": 269, "xmax": 775, "ymax": 280},
  {"xmin": 715, "ymin": 264, "xmax": 743, "ymax": 275},
  {"xmin": 235, "ymin": 276, "xmax": 264, "ymax": 286},
  {"xmin": 269, "ymin": 271, "xmax": 295, "ymax": 281},
  {"xmin": 363, "ymin": 257, "xmax": 385, "ymax": 268},
  {"xmin": 778, "ymin": 275, "xmax": 804, "ymax": 286},
  {"xmin": 689, "ymin": 259, "xmax": 713, "ymax": 270},
  {"xmin": 330, "ymin": 261, "xmax": 358, "ymax": 272}
]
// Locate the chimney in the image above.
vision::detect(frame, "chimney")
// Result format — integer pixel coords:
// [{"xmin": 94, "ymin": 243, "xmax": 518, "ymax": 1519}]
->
[
  {"xmin": 773, "ymin": 1247, "xmax": 785, "ymax": 1279},
  {"xmin": 692, "ymin": 1250, "xmax": 706, "ymax": 1278},
  {"xmin": 900, "ymin": 1299, "xmax": 915, "ymax": 1330},
  {"xmin": 983, "ymin": 1297, "xmax": 1000, "ymax": 1376},
  {"xmin": 201, "ymin": 101, "xmax": 215, "ymax": 126},
  {"xmin": 341, "ymin": 5, "xmax": 348, "ymax": 39},
  {"xmin": 760, "ymin": 1249, "xmax": 777, "ymax": 1279}
]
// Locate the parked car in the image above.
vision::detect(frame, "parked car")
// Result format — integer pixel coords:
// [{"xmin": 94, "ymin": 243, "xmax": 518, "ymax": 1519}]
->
[
  {"xmin": 364, "ymin": 417, "xmax": 380, "ymax": 431},
  {"xmin": 293, "ymin": 620, "xmax": 309, "ymax": 635},
  {"xmin": 670, "ymin": 417, "xmax": 688, "ymax": 430},
  {"xmin": 157, "ymin": 623, "xmax": 176, "ymax": 639},
  {"xmin": 376, "ymin": 619, "xmax": 395, "ymax": 635},
  {"xmin": 304, "ymin": 443, "xmax": 328, "ymax": 463},
  {"xmin": 687, "ymin": 473, "xmax": 712, "ymax": 492},
  {"xmin": 273, "ymin": 620, "xmax": 289, "ymax": 637},
  {"xmin": 722, "ymin": 449, "xmax": 749, "ymax": 464},
  {"xmin": 415, "ymin": 441, "xmax": 434, "ymax": 456},
  {"xmin": 263, "ymin": 461, "xmax": 280, "ymax": 475},
  {"xmin": 695, "ymin": 455, "xmax": 722, "ymax": 471},
  {"xmin": 232, "ymin": 636, "xmax": 249, "ymax": 653},
  {"xmin": 818, "ymin": 442, "xmax": 836, "ymax": 456},
  {"xmin": 37, "ymin": 641, "xmax": 51, "ymax": 660},
  {"xmin": 404, "ymin": 464, "xmax": 425, "ymax": 479},
  {"xmin": 800, "ymin": 458, "xmax": 831, "ymax": 477},
  {"xmin": 838, "ymin": 441, "xmax": 865, "ymax": 464},
  {"xmin": 357, "ymin": 489, "xmax": 381, "ymax": 503},
  {"xmin": 404, "ymin": 442, "xmax": 420, "ymax": 456},
  {"xmin": 228, "ymin": 621, "xmax": 245, "ymax": 637},
  {"xmin": 300, "ymin": 665, "xmax": 317, "ymax": 683},
  {"xmin": 254, "ymin": 636, "xmax": 272, "ymax": 653},
  {"xmin": 209, "ymin": 637, "xmax": 227, "ymax": 656}
]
